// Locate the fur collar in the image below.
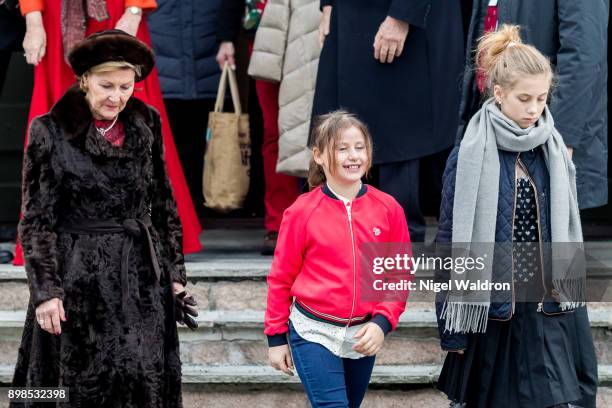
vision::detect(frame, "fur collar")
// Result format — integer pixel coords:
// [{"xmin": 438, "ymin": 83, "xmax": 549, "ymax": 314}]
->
[
  {"xmin": 50, "ymin": 85, "xmax": 155, "ymax": 138},
  {"xmin": 49, "ymin": 85, "xmax": 157, "ymax": 158}
]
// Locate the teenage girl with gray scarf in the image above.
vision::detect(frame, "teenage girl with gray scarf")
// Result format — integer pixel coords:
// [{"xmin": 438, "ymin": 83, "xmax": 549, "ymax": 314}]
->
[{"xmin": 434, "ymin": 25, "xmax": 598, "ymax": 407}]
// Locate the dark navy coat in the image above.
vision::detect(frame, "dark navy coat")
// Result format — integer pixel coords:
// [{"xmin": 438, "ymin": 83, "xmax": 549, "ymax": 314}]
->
[
  {"xmin": 434, "ymin": 145, "xmax": 559, "ymax": 350},
  {"xmin": 311, "ymin": 0, "xmax": 464, "ymax": 164},
  {"xmin": 147, "ymin": 0, "xmax": 222, "ymax": 99},
  {"xmin": 458, "ymin": 0, "xmax": 609, "ymax": 209}
]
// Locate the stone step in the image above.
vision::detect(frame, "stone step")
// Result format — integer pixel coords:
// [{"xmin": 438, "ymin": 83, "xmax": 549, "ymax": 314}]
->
[
  {"xmin": 1, "ymin": 363, "xmax": 611, "ymax": 385},
  {"xmin": 0, "ymin": 307, "xmax": 610, "ymax": 367},
  {"xmin": 194, "ymin": 224, "xmax": 440, "ymax": 254},
  {"xmin": 0, "ymin": 308, "xmax": 445, "ymax": 367},
  {"xmin": 0, "ymin": 326, "xmax": 444, "ymax": 368},
  {"xmin": 0, "ymin": 271, "xmax": 611, "ymax": 311},
  {"xmin": 2, "ymin": 330, "xmax": 611, "ymax": 368},
  {"xmin": 1, "ymin": 305, "xmax": 610, "ymax": 329},
  {"xmin": 0, "ymin": 257, "xmax": 273, "ymax": 280},
  {"xmin": 0, "ymin": 364, "xmax": 439, "ymax": 385},
  {"xmin": 0, "ymin": 383, "xmax": 610, "ymax": 408},
  {"xmin": 2, "ymin": 239, "xmax": 612, "ymax": 280},
  {"xmin": 0, "ymin": 383, "xmax": 453, "ymax": 408},
  {"xmin": 183, "ymin": 364, "xmax": 442, "ymax": 384},
  {"xmin": 180, "ymin": 385, "xmax": 451, "ymax": 408},
  {"xmin": 181, "ymin": 385, "xmax": 612, "ymax": 408},
  {"xmin": 1, "ymin": 267, "xmax": 610, "ymax": 313},
  {"xmin": 0, "ymin": 277, "xmax": 450, "ymax": 311}
]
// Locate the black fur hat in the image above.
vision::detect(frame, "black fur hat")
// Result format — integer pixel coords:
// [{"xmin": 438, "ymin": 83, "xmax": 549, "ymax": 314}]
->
[{"xmin": 68, "ymin": 29, "xmax": 155, "ymax": 81}]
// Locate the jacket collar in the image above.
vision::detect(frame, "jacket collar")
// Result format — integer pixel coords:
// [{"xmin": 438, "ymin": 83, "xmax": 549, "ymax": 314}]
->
[
  {"xmin": 322, "ymin": 183, "xmax": 368, "ymax": 200},
  {"xmin": 49, "ymin": 85, "xmax": 155, "ymax": 158}
]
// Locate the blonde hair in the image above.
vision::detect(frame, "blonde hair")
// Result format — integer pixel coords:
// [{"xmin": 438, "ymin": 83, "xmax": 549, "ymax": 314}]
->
[
  {"xmin": 79, "ymin": 61, "xmax": 141, "ymax": 91},
  {"xmin": 308, "ymin": 110, "xmax": 373, "ymax": 189},
  {"xmin": 476, "ymin": 24, "xmax": 553, "ymax": 94}
]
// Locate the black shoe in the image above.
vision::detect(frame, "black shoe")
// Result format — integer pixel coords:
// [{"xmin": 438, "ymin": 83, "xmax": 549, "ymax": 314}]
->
[
  {"xmin": 261, "ymin": 231, "xmax": 278, "ymax": 256},
  {"xmin": 0, "ymin": 250, "xmax": 13, "ymax": 264}
]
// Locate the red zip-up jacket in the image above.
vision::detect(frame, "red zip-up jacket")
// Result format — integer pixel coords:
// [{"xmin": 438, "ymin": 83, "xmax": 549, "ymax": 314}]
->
[{"xmin": 265, "ymin": 184, "xmax": 411, "ymax": 346}]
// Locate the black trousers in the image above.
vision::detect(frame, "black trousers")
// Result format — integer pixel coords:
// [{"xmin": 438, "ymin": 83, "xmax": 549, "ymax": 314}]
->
[
  {"xmin": 376, "ymin": 148, "xmax": 450, "ymax": 242},
  {"xmin": 164, "ymin": 98, "xmax": 215, "ymax": 216},
  {"xmin": 1, "ymin": 5, "xmax": 25, "ymax": 92},
  {"xmin": 0, "ymin": 51, "xmax": 11, "ymax": 94}
]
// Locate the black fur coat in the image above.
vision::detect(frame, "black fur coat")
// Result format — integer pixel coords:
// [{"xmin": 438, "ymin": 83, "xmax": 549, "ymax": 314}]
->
[{"xmin": 11, "ymin": 86, "xmax": 186, "ymax": 407}]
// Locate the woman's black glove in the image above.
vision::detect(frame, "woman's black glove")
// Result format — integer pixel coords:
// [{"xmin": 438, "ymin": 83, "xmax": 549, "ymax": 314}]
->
[{"xmin": 175, "ymin": 291, "xmax": 198, "ymax": 330}]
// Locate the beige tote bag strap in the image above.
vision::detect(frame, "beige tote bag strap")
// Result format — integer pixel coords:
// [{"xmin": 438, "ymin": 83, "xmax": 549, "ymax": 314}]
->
[
  {"xmin": 214, "ymin": 63, "xmax": 229, "ymax": 113},
  {"xmin": 226, "ymin": 65, "xmax": 242, "ymax": 115},
  {"xmin": 214, "ymin": 62, "xmax": 243, "ymax": 115}
]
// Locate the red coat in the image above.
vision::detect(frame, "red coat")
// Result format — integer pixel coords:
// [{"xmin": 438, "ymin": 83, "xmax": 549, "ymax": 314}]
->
[
  {"xmin": 19, "ymin": 0, "xmax": 158, "ymax": 16},
  {"xmin": 265, "ymin": 184, "xmax": 411, "ymax": 346}
]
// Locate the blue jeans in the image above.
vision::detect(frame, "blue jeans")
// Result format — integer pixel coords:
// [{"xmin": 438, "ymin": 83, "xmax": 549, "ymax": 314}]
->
[{"xmin": 288, "ymin": 322, "xmax": 376, "ymax": 407}]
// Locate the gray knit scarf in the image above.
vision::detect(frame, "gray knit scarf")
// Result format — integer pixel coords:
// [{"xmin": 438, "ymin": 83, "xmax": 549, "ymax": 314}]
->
[{"xmin": 442, "ymin": 98, "xmax": 584, "ymax": 333}]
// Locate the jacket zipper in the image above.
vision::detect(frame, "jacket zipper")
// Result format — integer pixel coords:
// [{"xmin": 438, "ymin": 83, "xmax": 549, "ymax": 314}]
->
[
  {"xmin": 490, "ymin": 153, "xmax": 518, "ymax": 321},
  {"xmin": 345, "ymin": 200, "xmax": 358, "ymax": 327},
  {"xmin": 517, "ymin": 158, "xmax": 568, "ymax": 315}
]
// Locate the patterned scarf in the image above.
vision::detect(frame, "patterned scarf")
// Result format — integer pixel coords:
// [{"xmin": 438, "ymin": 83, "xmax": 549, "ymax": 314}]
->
[
  {"xmin": 243, "ymin": 0, "xmax": 267, "ymax": 31},
  {"xmin": 61, "ymin": 0, "xmax": 109, "ymax": 63}
]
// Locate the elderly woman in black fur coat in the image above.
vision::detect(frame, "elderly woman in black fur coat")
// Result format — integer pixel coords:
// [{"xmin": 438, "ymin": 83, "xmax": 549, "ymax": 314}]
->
[{"xmin": 11, "ymin": 30, "xmax": 197, "ymax": 407}]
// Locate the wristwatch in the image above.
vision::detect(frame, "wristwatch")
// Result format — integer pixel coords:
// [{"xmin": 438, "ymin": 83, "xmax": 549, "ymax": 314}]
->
[{"xmin": 126, "ymin": 6, "xmax": 142, "ymax": 16}]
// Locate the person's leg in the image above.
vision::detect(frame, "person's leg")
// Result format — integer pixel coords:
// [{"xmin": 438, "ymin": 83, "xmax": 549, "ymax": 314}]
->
[
  {"xmin": 378, "ymin": 159, "xmax": 426, "ymax": 242},
  {"xmin": 165, "ymin": 98, "xmax": 213, "ymax": 216},
  {"xmin": 419, "ymin": 147, "xmax": 452, "ymax": 220},
  {"xmin": 0, "ymin": 51, "xmax": 11, "ymax": 95},
  {"xmin": 255, "ymin": 79, "xmax": 300, "ymax": 253},
  {"xmin": 288, "ymin": 323, "xmax": 350, "ymax": 407},
  {"xmin": 343, "ymin": 355, "xmax": 376, "ymax": 408}
]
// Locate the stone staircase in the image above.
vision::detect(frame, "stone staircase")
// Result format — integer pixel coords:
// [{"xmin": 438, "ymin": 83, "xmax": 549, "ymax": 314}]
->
[{"xmin": 0, "ymin": 230, "xmax": 611, "ymax": 407}]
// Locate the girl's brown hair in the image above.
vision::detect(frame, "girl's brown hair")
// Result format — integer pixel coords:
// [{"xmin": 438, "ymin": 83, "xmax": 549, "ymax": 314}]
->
[
  {"xmin": 308, "ymin": 110, "xmax": 373, "ymax": 189},
  {"xmin": 476, "ymin": 24, "xmax": 553, "ymax": 94}
]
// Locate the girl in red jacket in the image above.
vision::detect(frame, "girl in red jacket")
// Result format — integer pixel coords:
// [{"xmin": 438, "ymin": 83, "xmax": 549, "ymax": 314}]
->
[{"xmin": 264, "ymin": 110, "xmax": 410, "ymax": 407}]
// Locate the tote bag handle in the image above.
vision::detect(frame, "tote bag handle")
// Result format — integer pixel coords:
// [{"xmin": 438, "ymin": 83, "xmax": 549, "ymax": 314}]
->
[{"xmin": 214, "ymin": 62, "xmax": 243, "ymax": 115}]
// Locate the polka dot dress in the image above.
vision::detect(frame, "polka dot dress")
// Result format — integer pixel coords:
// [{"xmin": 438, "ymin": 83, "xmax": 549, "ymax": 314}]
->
[{"xmin": 513, "ymin": 177, "xmax": 541, "ymax": 284}]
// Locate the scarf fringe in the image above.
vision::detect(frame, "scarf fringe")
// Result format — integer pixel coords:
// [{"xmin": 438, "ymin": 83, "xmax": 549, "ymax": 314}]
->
[
  {"xmin": 553, "ymin": 277, "xmax": 587, "ymax": 311},
  {"xmin": 441, "ymin": 301, "xmax": 490, "ymax": 334}
]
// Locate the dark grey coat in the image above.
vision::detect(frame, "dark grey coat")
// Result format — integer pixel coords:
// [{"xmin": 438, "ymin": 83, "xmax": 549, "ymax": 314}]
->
[
  {"xmin": 311, "ymin": 0, "xmax": 464, "ymax": 164},
  {"xmin": 458, "ymin": 0, "xmax": 609, "ymax": 209}
]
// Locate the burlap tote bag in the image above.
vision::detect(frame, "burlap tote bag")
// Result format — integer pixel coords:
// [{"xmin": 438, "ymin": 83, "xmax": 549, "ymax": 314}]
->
[{"xmin": 203, "ymin": 63, "xmax": 251, "ymax": 211}]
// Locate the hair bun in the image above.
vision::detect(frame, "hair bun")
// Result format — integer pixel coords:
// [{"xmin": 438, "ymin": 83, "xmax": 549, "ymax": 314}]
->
[
  {"xmin": 477, "ymin": 24, "xmax": 522, "ymax": 75},
  {"xmin": 474, "ymin": 24, "xmax": 552, "ymax": 94}
]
